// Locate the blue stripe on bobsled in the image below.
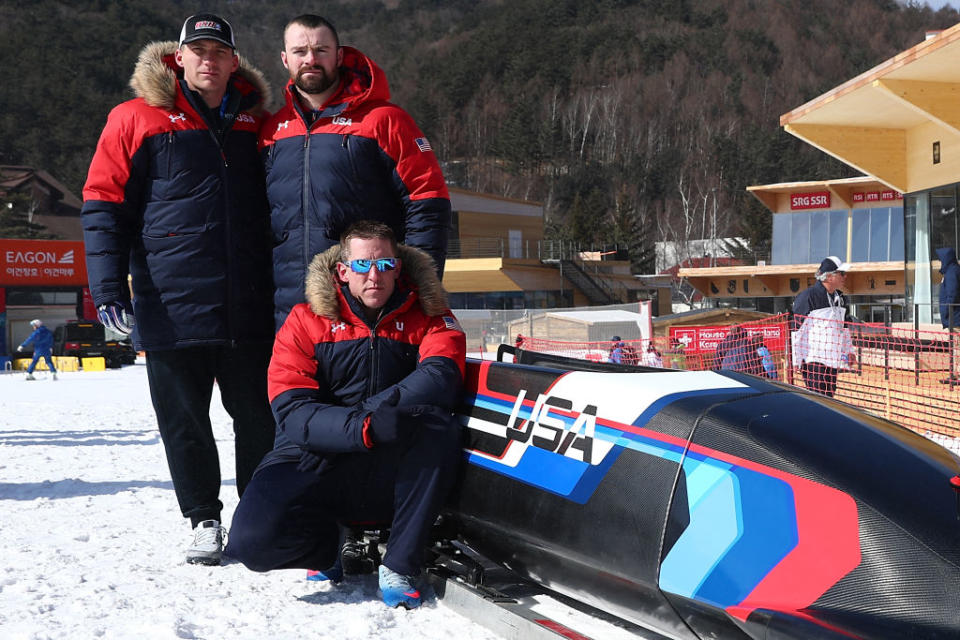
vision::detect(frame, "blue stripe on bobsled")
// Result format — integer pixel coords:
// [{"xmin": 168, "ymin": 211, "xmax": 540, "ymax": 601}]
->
[
  {"xmin": 690, "ymin": 460, "xmax": 798, "ymax": 607},
  {"xmin": 659, "ymin": 460, "xmax": 740, "ymax": 597}
]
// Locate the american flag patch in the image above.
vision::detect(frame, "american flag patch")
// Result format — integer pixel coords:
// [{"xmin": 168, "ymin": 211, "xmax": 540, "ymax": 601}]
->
[
  {"xmin": 415, "ymin": 137, "xmax": 432, "ymax": 152},
  {"xmin": 442, "ymin": 316, "xmax": 463, "ymax": 332}
]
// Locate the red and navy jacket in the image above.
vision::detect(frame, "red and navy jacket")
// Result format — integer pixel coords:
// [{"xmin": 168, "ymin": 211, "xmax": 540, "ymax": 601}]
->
[
  {"xmin": 81, "ymin": 41, "xmax": 274, "ymax": 351},
  {"xmin": 264, "ymin": 243, "xmax": 466, "ymax": 463},
  {"xmin": 261, "ymin": 46, "xmax": 451, "ymax": 329}
]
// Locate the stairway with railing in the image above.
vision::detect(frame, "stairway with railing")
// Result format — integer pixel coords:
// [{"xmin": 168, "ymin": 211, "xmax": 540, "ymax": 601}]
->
[{"xmin": 554, "ymin": 259, "xmax": 620, "ymax": 305}]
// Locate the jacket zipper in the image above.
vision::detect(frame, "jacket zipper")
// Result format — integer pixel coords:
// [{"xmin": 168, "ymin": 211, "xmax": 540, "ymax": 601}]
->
[
  {"xmin": 302, "ymin": 133, "xmax": 311, "ymax": 284},
  {"xmin": 167, "ymin": 132, "xmax": 174, "ymax": 176},
  {"xmin": 207, "ymin": 114, "xmax": 235, "ymax": 343}
]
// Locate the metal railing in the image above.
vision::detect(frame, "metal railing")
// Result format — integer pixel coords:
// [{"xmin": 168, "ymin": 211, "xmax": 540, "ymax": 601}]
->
[{"xmin": 447, "ymin": 238, "xmax": 627, "ymax": 261}]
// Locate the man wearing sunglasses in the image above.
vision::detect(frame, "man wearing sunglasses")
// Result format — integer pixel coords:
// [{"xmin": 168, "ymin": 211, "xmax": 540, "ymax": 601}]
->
[
  {"xmin": 226, "ymin": 221, "xmax": 466, "ymax": 610},
  {"xmin": 791, "ymin": 256, "xmax": 857, "ymax": 397}
]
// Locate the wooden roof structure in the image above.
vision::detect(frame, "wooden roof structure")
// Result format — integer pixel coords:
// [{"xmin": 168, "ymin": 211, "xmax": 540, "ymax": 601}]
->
[{"xmin": 781, "ymin": 24, "xmax": 960, "ymax": 194}]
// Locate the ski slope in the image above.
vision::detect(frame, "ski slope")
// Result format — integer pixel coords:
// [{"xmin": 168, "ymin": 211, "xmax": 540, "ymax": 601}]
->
[{"xmin": 0, "ymin": 362, "xmax": 501, "ymax": 640}]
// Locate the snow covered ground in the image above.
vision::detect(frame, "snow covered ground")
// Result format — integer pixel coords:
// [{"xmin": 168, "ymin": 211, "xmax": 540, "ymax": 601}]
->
[
  {"xmin": 0, "ymin": 362, "xmax": 502, "ymax": 640},
  {"xmin": 2, "ymin": 361, "xmax": 958, "ymax": 640}
]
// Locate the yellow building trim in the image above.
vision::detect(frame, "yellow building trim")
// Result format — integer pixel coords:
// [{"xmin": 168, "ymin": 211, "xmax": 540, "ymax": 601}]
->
[
  {"xmin": 784, "ymin": 124, "xmax": 907, "ymax": 192},
  {"xmin": 679, "ymin": 262, "xmax": 904, "ymax": 298},
  {"xmin": 872, "ymin": 79, "xmax": 960, "ymax": 137}
]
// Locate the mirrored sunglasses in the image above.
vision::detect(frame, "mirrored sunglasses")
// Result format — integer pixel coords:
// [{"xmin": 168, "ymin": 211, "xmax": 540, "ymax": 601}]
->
[{"xmin": 345, "ymin": 258, "xmax": 398, "ymax": 274}]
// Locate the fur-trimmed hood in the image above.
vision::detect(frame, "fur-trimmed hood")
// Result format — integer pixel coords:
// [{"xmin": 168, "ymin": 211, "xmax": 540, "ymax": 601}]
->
[
  {"xmin": 305, "ymin": 244, "xmax": 449, "ymax": 321},
  {"xmin": 129, "ymin": 41, "xmax": 270, "ymax": 114}
]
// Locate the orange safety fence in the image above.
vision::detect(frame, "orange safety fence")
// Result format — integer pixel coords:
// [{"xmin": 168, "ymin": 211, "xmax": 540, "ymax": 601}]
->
[{"xmin": 516, "ymin": 313, "xmax": 960, "ymax": 441}]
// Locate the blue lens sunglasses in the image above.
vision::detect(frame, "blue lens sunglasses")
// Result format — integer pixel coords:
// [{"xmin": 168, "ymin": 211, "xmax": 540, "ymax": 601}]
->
[{"xmin": 345, "ymin": 258, "xmax": 398, "ymax": 274}]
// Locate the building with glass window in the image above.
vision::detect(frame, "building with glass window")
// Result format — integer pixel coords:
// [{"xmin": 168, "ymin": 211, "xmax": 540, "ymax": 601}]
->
[
  {"xmin": 679, "ymin": 176, "xmax": 906, "ymax": 322},
  {"xmin": 680, "ymin": 25, "xmax": 960, "ymax": 326},
  {"xmin": 779, "ymin": 25, "xmax": 960, "ymax": 326}
]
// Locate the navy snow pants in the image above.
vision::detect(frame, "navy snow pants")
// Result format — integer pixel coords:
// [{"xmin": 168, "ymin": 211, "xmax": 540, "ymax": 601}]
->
[{"xmin": 226, "ymin": 417, "xmax": 461, "ymax": 577}]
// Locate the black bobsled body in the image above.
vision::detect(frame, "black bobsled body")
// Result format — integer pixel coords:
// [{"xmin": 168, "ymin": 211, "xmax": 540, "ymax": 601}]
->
[{"xmin": 443, "ymin": 349, "xmax": 960, "ymax": 640}]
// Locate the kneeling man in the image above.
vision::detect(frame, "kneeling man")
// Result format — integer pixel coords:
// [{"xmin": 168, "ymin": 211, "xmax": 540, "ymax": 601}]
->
[{"xmin": 226, "ymin": 221, "xmax": 466, "ymax": 609}]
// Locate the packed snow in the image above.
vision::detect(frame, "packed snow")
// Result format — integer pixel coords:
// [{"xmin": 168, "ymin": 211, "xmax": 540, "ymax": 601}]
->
[
  {"xmin": 0, "ymin": 362, "xmax": 502, "ymax": 640},
  {"xmin": 2, "ymin": 361, "xmax": 958, "ymax": 640}
]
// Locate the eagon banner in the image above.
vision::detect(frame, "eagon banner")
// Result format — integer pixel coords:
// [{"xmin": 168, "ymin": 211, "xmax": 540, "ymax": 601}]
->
[{"xmin": 0, "ymin": 238, "xmax": 88, "ymax": 286}]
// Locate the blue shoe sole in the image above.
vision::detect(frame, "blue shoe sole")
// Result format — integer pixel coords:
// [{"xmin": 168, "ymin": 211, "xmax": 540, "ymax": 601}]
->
[{"xmin": 381, "ymin": 588, "xmax": 422, "ymax": 609}]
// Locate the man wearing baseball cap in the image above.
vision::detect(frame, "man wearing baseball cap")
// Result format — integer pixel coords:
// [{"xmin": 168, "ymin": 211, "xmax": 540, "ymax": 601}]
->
[
  {"xmin": 791, "ymin": 256, "xmax": 857, "ymax": 397},
  {"xmin": 81, "ymin": 12, "xmax": 276, "ymax": 566}
]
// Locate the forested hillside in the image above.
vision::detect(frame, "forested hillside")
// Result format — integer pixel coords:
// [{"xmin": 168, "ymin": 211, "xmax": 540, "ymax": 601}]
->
[{"xmin": 1, "ymin": 0, "xmax": 957, "ymax": 269}]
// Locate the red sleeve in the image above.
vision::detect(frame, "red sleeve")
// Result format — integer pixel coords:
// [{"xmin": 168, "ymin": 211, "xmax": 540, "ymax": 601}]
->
[
  {"xmin": 267, "ymin": 304, "xmax": 322, "ymax": 402},
  {"xmin": 82, "ymin": 103, "xmax": 147, "ymax": 204},
  {"xmin": 419, "ymin": 310, "xmax": 467, "ymax": 378},
  {"xmin": 373, "ymin": 106, "xmax": 449, "ymax": 202}
]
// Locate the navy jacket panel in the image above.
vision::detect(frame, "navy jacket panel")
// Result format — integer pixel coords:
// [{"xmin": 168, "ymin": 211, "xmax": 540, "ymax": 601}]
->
[{"xmin": 791, "ymin": 280, "xmax": 850, "ymax": 330}]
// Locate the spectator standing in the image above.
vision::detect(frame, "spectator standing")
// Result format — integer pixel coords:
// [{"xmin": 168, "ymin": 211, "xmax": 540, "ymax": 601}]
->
[
  {"xmin": 753, "ymin": 334, "xmax": 778, "ymax": 380},
  {"xmin": 718, "ymin": 326, "xmax": 764, "ymax": 376},
  {"xmin": 226, "ymin": 221, "xmax": 466, "ymax": 610},
  {"xmin": 81, "ymin": 13, "xmax": 276, "ymax": 565},
  {"xmin": 641, "ymin": 342, "xmax": 663, "ymax": 368},
  {"xmin": 715, "ymin": 326, "xmax": 743, "ymax": 369},
  {"xmin": 263, "ymin": 14, "xmax": 451, "ymax": 329},
  {"xmin": 17, "ymin": 319, "xmax": 57, "ymax": 381},
  {"xmin": 791, "ymin": 256, "xmax": 856, "ymax": 397},
  {"xmin": 936, "ymin": 247, "xmax": 960, "ymax": 383},
  {"xmin": 608, "ymin": 336, "xmax": 625, "ymax": 364}
]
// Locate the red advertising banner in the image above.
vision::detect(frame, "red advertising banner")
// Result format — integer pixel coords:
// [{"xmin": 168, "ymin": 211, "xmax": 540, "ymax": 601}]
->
[
  {"xmin": 0, "ymin": 239, "xmax": 88, "ymax": 286},
  {"xmin": 669, "ymin": 324, "xmax": 786, "ymax": 354},
  {"xmin": 790, "ymin": 191, "xmax": 830, "ymax": 210}
]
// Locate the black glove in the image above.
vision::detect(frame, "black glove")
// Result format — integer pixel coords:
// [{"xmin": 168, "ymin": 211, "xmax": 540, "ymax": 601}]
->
[
  {"xmin": 296, "ymin": 449, "xmax": 326, "ymax": 474},
  {"xmin": 398, "ymin": 403, "xmax": 453, "ymax": 430},
  {"xmin": 367, "ymin": 388, "xmax": 403, "ymax": 446}
]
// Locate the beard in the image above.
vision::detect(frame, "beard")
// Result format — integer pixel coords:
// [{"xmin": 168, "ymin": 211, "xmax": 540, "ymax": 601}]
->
[{"xmin": 294, "ymin": 67, "xmax": 338, "ymax": 95}]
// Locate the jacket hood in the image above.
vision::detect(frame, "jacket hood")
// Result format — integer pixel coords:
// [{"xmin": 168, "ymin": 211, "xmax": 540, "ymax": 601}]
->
[
  {"xmin": 283, "ymin": 46, "xmax": 390, "ymax": 117},
  {"xmin": 937, "ymin": 247, "xmax": 958, "ymax": 273},
  {"xmin": 305, "ymin": 244, "xmax": 448, "ymax": 321},
  {"xmin": 129, "ymin": 41, "xmax": 271, "ymax": 114}
]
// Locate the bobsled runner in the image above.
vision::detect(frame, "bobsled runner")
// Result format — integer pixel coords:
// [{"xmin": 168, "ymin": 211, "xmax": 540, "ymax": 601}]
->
[{"xmin": 433, "ymin": 346, "xmax": 960, "ymax": 640}]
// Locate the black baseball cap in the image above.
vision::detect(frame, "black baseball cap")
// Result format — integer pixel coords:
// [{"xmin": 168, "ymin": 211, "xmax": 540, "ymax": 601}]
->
[
  {"xmin": 179, "ymin": 13, "xmax": 236, "ymax": 50},
  {"xmin": 818, "ymin": 255, "xmax": 849, "ymax": 275}
]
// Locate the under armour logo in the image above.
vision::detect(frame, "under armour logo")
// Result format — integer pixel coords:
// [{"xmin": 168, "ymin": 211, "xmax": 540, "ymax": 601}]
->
[
  {"xmin": 168, "ymin": 113, "xmax": 186, "ymax": 123},
  {"xmin": 395, "ymin": 321, "xmax": 404, "ymax": 331},
  {"xmin": 331, "ymin": 322, "xmax": 346, "ymax": 333},
  {"xmin": 277, "ymin": 120, "xmax": 290, "ymax": 132}
]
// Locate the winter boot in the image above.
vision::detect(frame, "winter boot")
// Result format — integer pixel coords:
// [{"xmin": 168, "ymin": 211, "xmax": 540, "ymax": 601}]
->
[
  {"xmin": 378, "ymin": 564, "xmax": 421, "ymax": 609},
  {"xmin": 25, "ymin": 373, "xmax": 35, "ymax": 381},
  {"xmin": 341, "ymin": 528, "xmax": 376, "ymax": 574},
  {"xmin": 306, "ymin": 554, "xmax": 343, "ymax": 583},
  {"xmin": 186, "ymin": 520, "xmax": 225, "ymax": 566},
  {"xmin": 52, "ymin": 372, "xmax": 58, "ymax": 381}
]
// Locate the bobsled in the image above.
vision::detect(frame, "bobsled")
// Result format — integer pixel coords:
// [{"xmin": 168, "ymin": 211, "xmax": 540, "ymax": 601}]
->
[{"xmin": 440, "ymin": 347, "xmax": 960, "ymax": 640}]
